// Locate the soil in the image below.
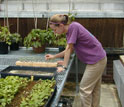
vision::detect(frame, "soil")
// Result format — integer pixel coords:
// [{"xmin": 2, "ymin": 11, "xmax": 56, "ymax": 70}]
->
[
  {"xmin": 9, "ymin": 70, "xmax": 54, "ymax": 76},
  {"xmin": 6, "ymin": 81, "xmax": 37, "ymax": 107}
]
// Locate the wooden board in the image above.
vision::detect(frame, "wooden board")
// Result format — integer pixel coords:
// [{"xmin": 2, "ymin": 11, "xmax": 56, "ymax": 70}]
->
[
  {"xmin": 119, "ymin": 55, "xmax": 124, "ymax": 66},
  {"xmin": 16, "ymin": 61, "xmax": 57, "ymax": 67}
]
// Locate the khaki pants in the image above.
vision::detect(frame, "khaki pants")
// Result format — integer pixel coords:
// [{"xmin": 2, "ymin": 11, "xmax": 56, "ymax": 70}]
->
[{"xmin": 79, "ymin": 57, "xmax": 107, "ymax": 107}]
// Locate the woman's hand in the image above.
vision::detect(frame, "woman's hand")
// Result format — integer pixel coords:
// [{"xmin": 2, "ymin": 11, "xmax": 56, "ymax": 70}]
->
[
  {"xmin": 57, "ymin": 66, "xmax": 65, "ymax": 72},
  {"xmin": 57, "ymin": 60, "xmax": 65, "ymax": 72},
  {"xmin": 45, "ymin": 54, "xmax": 55, "ymax": 60},
  {"xmin": 57, "ymin": 60, "xmax": 64, "ymax": 65}
]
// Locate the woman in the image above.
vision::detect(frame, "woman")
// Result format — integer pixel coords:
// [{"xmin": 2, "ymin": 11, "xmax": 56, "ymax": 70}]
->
[{"xmin": 45, "ymin": 14, "xmax": 107, "ymax": 107}]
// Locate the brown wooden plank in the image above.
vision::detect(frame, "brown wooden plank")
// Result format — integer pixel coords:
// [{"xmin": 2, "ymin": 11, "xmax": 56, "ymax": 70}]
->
[{"xmin": 0, "ymin": 18, "xmax": 124, "ymax": 47}]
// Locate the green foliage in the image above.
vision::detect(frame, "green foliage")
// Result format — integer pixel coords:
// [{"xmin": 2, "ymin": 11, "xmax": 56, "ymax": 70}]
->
[
  {"xmin": 24, "ymin": 29, "xmax": 48, "ymax": 48},
  {"xmin": 44, "ymin": 29, "xmax": 56, "ymax": 46},
  {"xmin": 20, "ymin": 79, "xmax": 56, "ymax": 107},
  {"xmin": 24, "ymin": 28, "xmax": 67, "ymax": 48},
  {"xmin": 10, "ymin": 33, "xmax": 22, "ymax": 43},
  {"xmin": 0, "ymin": 76, "xmax": 30, "ymax": 107},
  {"xmin": 57, "ymin": 37, "xmax": 66, "ymax": 47},
  {"xmin": 0, "ymin": 26, "xmax": 11, "ymax": 45},
  {"xmin": 68, "ymin": 13, "xmax": 77, "ymax": 23},
  {"xmin": 44, "ymin": 30, "xmax": 67, "ymax": 47},
  {"xmin": 55, "ymin": 33, "xmax": 67, "ymax": 47},
  {"xmin": 0, "ymin": 76, "xmax": 56, "ymax": 107}
]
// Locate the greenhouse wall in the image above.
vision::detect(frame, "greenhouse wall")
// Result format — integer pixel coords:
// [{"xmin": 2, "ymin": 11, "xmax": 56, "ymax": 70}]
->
[{"xmin": 0, "ymin": 18, "xmax": 124, "ymax": 47}]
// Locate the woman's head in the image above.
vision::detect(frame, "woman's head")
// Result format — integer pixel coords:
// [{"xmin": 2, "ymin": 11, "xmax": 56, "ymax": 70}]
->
[
  {"xmin": 49, "ymin": 14, "xmax": 69, "ymax": 34},
  {"xmin": 50, "ymin": 14, "xmax": 69, "ymax": 25}
]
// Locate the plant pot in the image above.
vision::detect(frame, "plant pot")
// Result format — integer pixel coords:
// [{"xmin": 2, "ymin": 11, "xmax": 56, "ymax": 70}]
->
[
  {"xmin": 33, "ymin": 45, "xmax": 45, "ymax": 53},
  {"xmin": 0, "ymin": 42, "xmax": 8, "ymax": 54},
  {"xmin": 10, "ymin": 42, "xmax": 19, "ymax": 51},
  {"xmin": 59, "ymin": 46, "xmax": 65, "ymax": 52}
]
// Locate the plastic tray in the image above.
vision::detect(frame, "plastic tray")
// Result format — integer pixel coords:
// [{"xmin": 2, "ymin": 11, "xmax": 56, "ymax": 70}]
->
[
  {"xmin": 0, "ymin": 75, "xmax": 57, "ymax": 107},
  {"xmin": 0, "ymin": 66, "xmax": 57, "ymax": 80},
  {"xmin": 45, "ymin": 85, "xmax": 57, "ymax": 107}
]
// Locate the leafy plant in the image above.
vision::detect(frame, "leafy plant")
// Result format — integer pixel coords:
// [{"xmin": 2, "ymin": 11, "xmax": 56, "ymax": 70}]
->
[
  {"xmin": 44, "ymin": 29, "xmax": 56, "ymax": 47},
  {"xmin": 0, "ymin": 76, "xmax": 30, "ymax": 107},
  {"xmin": 20, "ymin": 79, "xmax": 56, "ymax": 107},
  {"xmin": 10, "ymin": 33, "xmax": 22, "ymax": 43},
  {"xmin": 45, "ymin": 30, "xmax": 67, "ymax": 48},
  {"xmin": 55, "ymin": 33, "xmax": 67, "ymax": 48},
  {"xmin": 0, "ymin": 76, "xmax": 56, "ymax": 107},
  {"xmin": 0, "ymin": 26, "xmax": 11, "ymax": 45},
  {"xmin": 68, "ymin": 13, "xmax": 77, "ymax": 24},
  {"xmin": 24, "ymin": 29, "xmax": 47, "ymax": 48}
]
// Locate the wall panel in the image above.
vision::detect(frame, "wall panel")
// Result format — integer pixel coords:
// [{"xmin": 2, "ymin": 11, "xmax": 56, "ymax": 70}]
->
[{"xmin": 0, "ymin": 18, "xmax": 124, "ymax": 47}]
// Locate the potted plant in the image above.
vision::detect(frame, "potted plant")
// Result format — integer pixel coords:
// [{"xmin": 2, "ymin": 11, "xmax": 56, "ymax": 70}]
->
[
  {"xmin": 24, "ymin": 29, "xmax": 47, "ymax": 53},
  {"xmin": 55, "ymin": 33, "xmax": 67, "ymax": 52},
  {"xmin": 10, "ymin": 33, "xmax": 22, "ymax": 51},
  {"xmin": 44, "ymin": 29, "xmax": 56, "ymax": 47},
  {"xmin": 44, "ymin": 30, "xmax": 67, "ymax": 52},
  {"xmin": 44, "ymin": 29, "xmax": 67, "ymax": 52},
  {"xmin": 0, "ymin": 26, "xmax": 11, "ymax": 54}
]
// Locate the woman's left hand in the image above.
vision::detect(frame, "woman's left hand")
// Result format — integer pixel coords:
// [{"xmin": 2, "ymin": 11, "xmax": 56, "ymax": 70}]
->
[{"xmin": 57, "ymin": 66, "xmax": 65, "ymax": 72}]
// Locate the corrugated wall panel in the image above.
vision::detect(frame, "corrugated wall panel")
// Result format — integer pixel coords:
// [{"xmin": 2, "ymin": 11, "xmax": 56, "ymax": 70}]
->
[{"xmin": 0, "ymin": 18, "xmax": 124, "ymax": 47}]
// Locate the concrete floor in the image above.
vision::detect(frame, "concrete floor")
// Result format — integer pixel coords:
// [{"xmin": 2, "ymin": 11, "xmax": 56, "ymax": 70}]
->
[
  {"xmin": 100, "ymin": 84, "xmax": 121, "ymax": 107},
  {"xmin": 61, "ymin": 82, "xmax": 122, "ymax": 107}
]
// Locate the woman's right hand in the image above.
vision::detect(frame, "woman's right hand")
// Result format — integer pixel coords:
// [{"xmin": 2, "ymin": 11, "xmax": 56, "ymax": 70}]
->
[
  {"xmin": 45, "ymin": 54, "xmax": 55, "ymax": 60},
  {"xmin": 57, "ymin": 60, "xmax": 64, "ymax": 65}
]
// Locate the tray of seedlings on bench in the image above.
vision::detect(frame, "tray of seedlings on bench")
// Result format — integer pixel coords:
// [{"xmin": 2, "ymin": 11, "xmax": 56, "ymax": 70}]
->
[
  {"xmin": 0, "ymin": 75, "xmax": 57, "ymax": 107},
  {"xmin": 0, "ymin": 65, "xmax": 57, "ymax": 80}
]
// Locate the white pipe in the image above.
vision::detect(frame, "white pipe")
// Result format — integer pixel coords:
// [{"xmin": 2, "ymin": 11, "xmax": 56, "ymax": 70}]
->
[
  {"xmin": 46, "ymin": 0, "xmax": 52, "ymax": 30},
  {"xmin": 6, "ymin": 0, "xmax": 8, "ymax": 25},
  {"xmin": 32, "ymin": 0, "xmax": 37, "ymax": 29}
]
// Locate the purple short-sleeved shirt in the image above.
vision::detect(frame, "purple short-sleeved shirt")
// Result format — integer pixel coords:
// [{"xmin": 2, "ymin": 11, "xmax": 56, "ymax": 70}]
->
[{"xmin": 66, "ymin": 22, "xmax": 106, "ymax": 64}]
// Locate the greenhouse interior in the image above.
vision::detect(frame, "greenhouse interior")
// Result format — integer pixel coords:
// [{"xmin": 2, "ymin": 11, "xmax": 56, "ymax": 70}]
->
[{"xmin": 0, "ymin": 0, "xmax": 124, "ymax": 107}]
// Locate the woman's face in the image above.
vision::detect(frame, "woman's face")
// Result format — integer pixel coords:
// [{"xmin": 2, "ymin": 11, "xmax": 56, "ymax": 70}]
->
[{"xmin": 49, "ymin": 24, "xmax": 65, "ymax": 35}]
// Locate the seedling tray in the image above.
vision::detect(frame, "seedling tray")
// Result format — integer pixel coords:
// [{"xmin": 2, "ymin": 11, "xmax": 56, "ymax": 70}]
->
[
  {"xmin": 0, "ymin": 66, "xmax": 57, "ymax": 80},
  {"xmin": 45, "ymin": 85, "xmax": 57, "ymax": 107},
  {"xmin": 0, "ymin": 76, "xmax": 57, "ymax": 107}
]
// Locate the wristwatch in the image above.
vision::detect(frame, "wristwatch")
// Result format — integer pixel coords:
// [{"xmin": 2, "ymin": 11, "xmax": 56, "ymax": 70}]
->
[
  {"xmin": 57, "ymin": 65, "xmax": 67, "ymax": 70},
  {"xmin": 62, "ymin": 65, "xmax": 67, "ymax": 70}
]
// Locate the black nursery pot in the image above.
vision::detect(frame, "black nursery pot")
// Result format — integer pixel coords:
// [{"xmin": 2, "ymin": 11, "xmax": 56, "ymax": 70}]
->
[
  {"xmin": 10, "ymin": 42, "xmax": 19, "ymax": 51},
  {"xmin": 0, "ymin": 42, "xmax": 8, "ymax": 54},
  {"xmin": 59, "ymin": 46, "xmax": 65, "ymax": 52}
]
